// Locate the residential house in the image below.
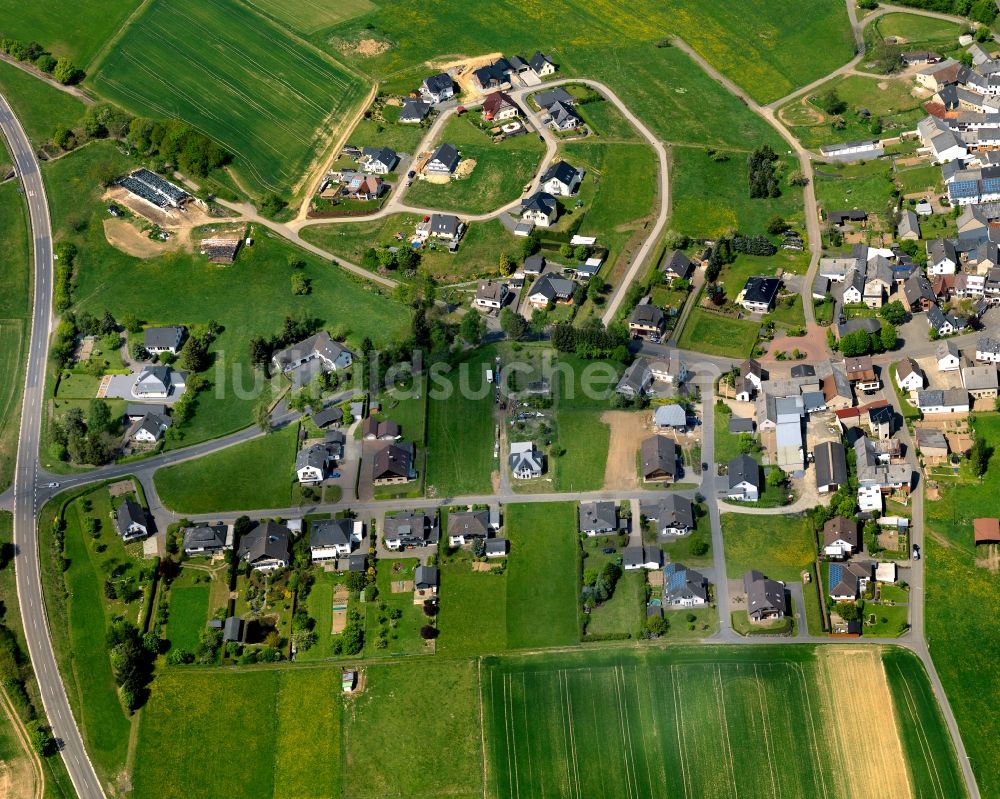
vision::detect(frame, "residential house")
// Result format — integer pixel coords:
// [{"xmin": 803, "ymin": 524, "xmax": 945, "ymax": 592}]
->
[
  {"xmin": 623, "ymin": 546, "xmax": 663, "ymax": 570},
  {"xmin": 523, "ymin": 253, "xmax": 545, "ymax": 276},
  {"xmin": 347, "ymin": 175, "xmax": 384, "ymax": 201},
  {"xmin": 863, "ymin": 257, "xmax": 894, "ymax": 308},
  {"xmin": 829, "ymin": 561, "xmax": 873, "ymax": 602},
  {"xmin": 472, "ymin": 58, "xmax": 512, "ymax": 91},
  {"xmin": 183, "ymin": 524, "xmax": 231, "ymax": 556},
  {"xmin": 115, "ymin": 498, "xmax": 149, "ymax": 542},
  {"xmin": 509, "ymin": 441, "xmax": 544, "ymax": 479},
  {"xmin": 915, "ymin": 427, "xmax": 950, "ymax": 462},
  {"xmin": 957, "ymin": 205, "xmax": 989, "ymax": 241},
  {"xmin": 963, "ymin": 365, "xmax": 1000, "ymax": 398},
  {"xmin": 845, "ymin": 356, "xmax": 880, "ymax": 391},
  {"xmin": 272, "ymin": 330, "xmax": 353, "ymax": 373},
  {"xmin": 820, "ymin": 256, "xmax": 855, "ymax": 282},
  {"xmin": 125, "ymin": 403, "xmax": 167, "ymax": 421},
  {"xmin": 649, "ymin": 494, "xmax": 695, "ymax": 537},
  {"xmin": 310, "ymin": 518, "xmax": 363, "ymax": 562},
  {"xmin": 474, "ymin": 280, "xmax": 509, "ymax": 310},
  {"xmin": 927, "ymin": 239, "xmax": 958, "ymax": 275},
  {"xmin": 447, "ymin": 509, "xmax": 496, "ymax": 546},
  {"xmin": 422, "ymin": 73, "xmax": 454, "ymax": 104},
  {"xmin": 296, "ymin": 440, "xmax": 341, "ymax": 484},
  {"xmin": 126, "ymin": 412, "xmax": 170, "ymax": 444},
  {"xmin": 640, "ymin": 436, "xmax": 677, "ymax": 483},
  {"xmin": 814, "ymin": 440, "xmax": 848, "ymax": 494},
  {"xmin": 485, "ymin": 538, "xmax": 508, "ymax": 558},
  {"xmin": 372, "ymin": 441, "xmax": 416, "ymax": 485},
  {"xmin": 579, "ymin": 501, "xmax": 619, "ymax": 536},
  {"xmin": 482, "ymin": 91, "xmax": 520, "ymax": 121},
  {"xmin": 741, "ymin": 359, "xmax": 765, "ymax": 393},
  {"xmin": 238, "ymin": 521, "xmax": 291, "ymax": 572},
  {"xmin": 527, "ymin": 274, "xmax": 575, "ymax": 309},
  {"xmin": 143, "ymin": 325, "xmax": 185, "ymax": 354},
  {"xmin": 653, "ymin": 403, "xmax": 687, "ymax": 431},
  {"xmin": 540, "ymin": 160, "xmax": 583, "ymax": 196},
  {"xmin": 917, "ymin": 388, "xmax": 971, "ymax": 414},
  {"xmin": 649, "ymin": 351, "xmax": 689, "ymax": 386},
  {"xmin": 399, "ymin": 99, "xmax": 431, "ymax": 123},
  {"xmin": 902, "ymin": 273, "xmax": 936, "ymax": 312},
  {"xmin": 661, "ymin": 249, "xmax": 694, "ymax": 282},
  {"xmin": 726, "ymin": 454, "xmax": 760, "ymax": 501},
  {"xmin": 418, "ymin": 212, "xmax": 464, "ymax": 241},
  {"xmin": 744, "ymin": 570, "xmax": 787, "ymax": 622},
  {"xmin": 384, "ymin": 511, "xmax": 440, "ymax": 550},
  {"xmin": 530, "ymin": 51, "xmax": 556, "ymax": 77},
  {"xmin": 855, "ymin": 435, "xmax": 913, "ymax": 492},
  {"xmin": 532, "ymin": 87, "xmax": 573, "ymax": 108},
  {"xmin": 823, "ymin": 516, "xmax": 859, "ymax": 559},
  {"xmin": 729, "ymin": 417, "xmax": 755, "ymax": 434},
  {"xmin": 134, "ymin": 366, "xmax": 185, "ymax": 399},
  {"xmin": 976, "ymin": 336, "xmax": 1000, "ymax": 363},
  {"xmin": 897, "ymin": 209, "xmax": 920, "ymax": 240},
  {"xmin": 927, "ymin": 305, "xmax": 957, "ymax": 337},
  {"xmin": 312, "ymin": 407, "xmax": 342, "ymax": 429},
  {"xmin": 739, "ymin": 276, "xmax": 781, "ymax": 313},
  {"xmin": 547, "ymin": 100, "xmax": 583, "ymax": 131},
  {"xmin": 520, "ymin": 191, "xmax": 558, "ymax": 227},
  {"xmin": 868, "ymin": 404, "xmax": 894, "ymax": 439},
  {"xmin": 895, "ymin": 358, "xmax": 927, "ymax": 391},
  {"xmin": 663, "ymin": 563, "xmax": 708, "ymax": 607},
  {"xmin": 424, "ymin": 143, "xmax": 461, "ymax": 175},
  {"xmin": 361, "ymin": 146, "xmax": 398, "ymax": 175},
  {"xmin": 628, "ymin": 300, "xmax": 665, "ymax": 338},
  {"xmin": 828, "ymin": 210, "xmax": 868, "ymax": 227},
  {"xmin": 414, "ymin": 565, "xmax": 439, "ymax": 592},
  {"xmin": 937, "ymin": 341, "xmax": 961, "ymax": 371}
]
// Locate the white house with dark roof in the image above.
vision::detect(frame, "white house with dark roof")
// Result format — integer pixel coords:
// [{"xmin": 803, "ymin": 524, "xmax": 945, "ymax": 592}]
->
[
  {"xmin": 474, "ymin": 280, "xmax": 509, "ymax": 310},
  {"xmin": 399, "ymin": 99, "xmax": 432, "ymax": 123},
  {"xmin": 540, "ymin": 160, "xmax": 583, "ymax": 196},
  {"xmin": 663, "ymin": 562, "xmax": 708, "ymax": 607},
  {"xmin": 726, "ymin": 454, "xmax": 760, "ymax": 501},
  {"xmin": 648, "ymin": 494, "xmax": 695, "ymax": 537},
  {"xmin": 143, "ymin": 326, "xmax": 185, "ymax": 355},
  {"xmin": 126, "ymin": 412, "xmax": 170, "ymax": 444},
  {"xmin": 238, "ymin": 521, "xmax": 291, "ymax": 571},
  {"xmin": 361, "ymin": 146, "xmax": 399, "ymax": 175},
  {"xmin": 416, "ymin": 212, "xmax": 464, "ymax": 241},
  {"xmin": 744, "ymin": 570, "xmax": 787, "ymax": 622},
  {"xmin": 623, "ymin": 546, "xmax": 663, "ymax": 570},
  {"xmin": 917, "ymin": 388, "xmax": 970, "ymax": 414},
  {"xmin": 183, "ymin": 523, "xmax": 232, "ymax": 556},
  {"xmin": 424, "ymin": 143, "xmax": 461, "ymax": 175},
  {"xmin": 296, "ymin": 440, "xmax": 341, "ymax": 484},
  {"xmin": 615, "ymin": 359, "xmax": 653, "ymax": 398},
  {"xmin": 115, "ymin": 498, "xmax": 149, "ymax": 542},
  {"xmin": 422, "ymin": 73, "xmax": 454, "ymax": 104},
  {"xmin": 937, "ymin": 341, "xmax": 961, "ymax": 371},
  {"xmin": 527, "ymin": 274, "xmax": 575, "ymax": 308},
  {"xmin": 547, "ymin": 101, "xmax": 582, "ymax": 131},
  {"xmin": 272, "ymin": 330, "xmax": 353, "ymax": 373},
  {"xmin": 134, "ymin": 366, "xmax": 185, "ymax": 399},
  {"xmin": 310, "ymin": 518, "xmax": 363, "ymax": 562},
  {"xmin": 738, "ymin": 276, "xmax": 781, "ymax": 313},
  {"xmin": 520, "ymin": 192, "xmax": 558, "ymax": 227},
  {"xmin": 977, "ymin": 336, "xmax": 1000, "ymax": 363},
  {"xmin": 579, "ymin": 501, "xmax": 618, "ymax": 535},
  {"xmin": 530, "ymin": 51, "xmax": 556, "ymax": 77},
  {"xmin": 508, "ymin": 441, "xmax": 544, "ymax": 479},
  {"xmin": 628, "ymin": 300, "xmax": 665, "ymax": 338}
]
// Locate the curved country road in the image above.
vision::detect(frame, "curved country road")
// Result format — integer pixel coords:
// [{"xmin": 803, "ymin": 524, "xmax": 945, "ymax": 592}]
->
[{"xmin": 0, "ymin": 95, "xmax": 107, "ymax": 797}]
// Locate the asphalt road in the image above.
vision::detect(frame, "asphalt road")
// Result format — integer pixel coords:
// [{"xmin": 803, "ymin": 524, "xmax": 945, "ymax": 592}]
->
[{"xmin": 0, "ymin": 94, "xmax": 107, "ymax": 798}]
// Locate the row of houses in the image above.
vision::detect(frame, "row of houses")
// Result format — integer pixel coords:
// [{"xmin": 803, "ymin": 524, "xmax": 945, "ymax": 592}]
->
[{"xmin": 419, "ymin": 51, "xmax": 556, "ymax": 105}]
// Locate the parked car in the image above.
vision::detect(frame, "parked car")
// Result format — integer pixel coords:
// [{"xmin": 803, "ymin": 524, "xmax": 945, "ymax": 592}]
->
[
  {"xmin": 407, "ymin": 170, "xmax": 416, "ymax": 179},
  {"xmin": 602, "ymin": 547, "xmax": 616, "ymax": 555},
  {"xmin": 912, "ymin": 544, "xmax": 921, "ymax": 560}
]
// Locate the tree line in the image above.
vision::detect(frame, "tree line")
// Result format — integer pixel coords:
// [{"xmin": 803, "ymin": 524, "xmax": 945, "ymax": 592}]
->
[{"xmin": 0, "ymin": 36, "xmax": 83, "ymax": 84}]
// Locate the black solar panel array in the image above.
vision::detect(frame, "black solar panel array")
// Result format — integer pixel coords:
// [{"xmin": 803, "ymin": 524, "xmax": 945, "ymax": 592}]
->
[{"xmin": 117, "ymin": 168, "xmax": 190, "ymax": 208}]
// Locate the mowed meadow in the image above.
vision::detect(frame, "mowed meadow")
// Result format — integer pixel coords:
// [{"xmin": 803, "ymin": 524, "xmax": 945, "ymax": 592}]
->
[{"xmin": 91, "ymin": 0, "xmax": 365, "ymax": 196}]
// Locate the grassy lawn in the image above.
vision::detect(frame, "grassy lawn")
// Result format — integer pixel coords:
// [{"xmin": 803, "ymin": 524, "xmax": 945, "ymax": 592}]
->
[
  {"xmin": 0, "ymin": 162, "xmax": 31, "ymax": 492},
  {"xmin": 865, "ymin": 12, "xmax": 963, "ymax": 52},
  {"xmin": 425, "ymin": 347, "xmax": 496, "ymax": 496},
  {"xmin": 0, "ymin": 0, "xmax": 141, "ymax": 64},
  {"xmin": 154, "ymin": 424, "xmax": 298, "ymax": 513},
  {"xmin": 676, "ymin": 309, "xmax": 759, "ymax": 359},
  {"xmin": 925, "ymin": 413, "xmax": 1000, "ymax": 798},
  {"xmin": 573, "ymin": 95, "xmax": 642, "ymax": 141},
  {"xmin": 91, "ymin": 0, "xmax": 365, "ymax": 198},
  {"xmin": 45, "ymin": 142, "xmax": 410, "ymax": 450},
  {"xmin": 721, "ymin": 512, "xmax": 815, "ymax": 582},
  {"xmin": 585, "ymin": 569, "xmax": 645, "ymax": 637},
  {"xmin": 554, "ymin": 409, "xmax": 609, "ymax": 492},
  {"xmin": 365, "ymin": 556, "xmax": 430, "ymax": 657},
  {"xmin": 404, "ymin": 114, "xmax": 544, "ymax": 214},
  {"xmin": 669, "ymin": 145, "xmax": 805, "ymax": 239},
  {"xmin": 559, "ymin": 142, "xmax": 656, "ymax": 237},
  {"xmin": 862, "ymin": 602, "xmax": 909, "ymax": 638},
  {"xmin": 714, "ymin": 404, "xmax": 750, "ymax": 465},
  {"xmin": 296, "ymin": 570, "xmax": 343, "ymax": 661},
  {"xmin": 164, "ymin": 570, "xmax": 213, "ymax": 652},
  {"xmin": 814, "ymin": 159, "xmax": 897, "ymax": 221},
  {"xmin": 505, "ymin": 503, "xmax": 580, "ymax": 649},
  {"xmin": 349, "ymin": 106, "xmax": 428, "ymax": 154},
  {"xmin": 344, "ymin": 658, "xmax": 482, "ymax": 799},
  {"xmin": 133, "ymin": 667, "xmax": 343, "ymax": 799},
  {"xmin": 896, "ymin": 163, "xmax": 943, "ymax": 196},
  {"xmin": 0, "ymin": 60, "xmax": 86, "ymax": 145},
  {"xmin": 437, "ymin": 547, "xmax": 507, "ymax": 656}
]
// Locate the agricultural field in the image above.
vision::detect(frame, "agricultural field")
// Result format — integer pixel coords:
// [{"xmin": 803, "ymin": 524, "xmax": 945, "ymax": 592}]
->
[
  {"xmin": 243, "ymin": 0, "xmax": 376, "ymax": 34},
  {"xmin": 926, "ymin": 414, "xmax": 1000, "ymax": 799},
  {"xmin": 132, "ymin": 668, "xmax": 343, "ymax": 799},
  {"xmin": 425, "ymin": 347, "xmax": 496, "ymax": 496},
  {"xmin": 721, "ymin": 512, "xmax": 816, "ymax": 582},
  {"xmin": 44, "ymin": 143, "xmax": 410, "ymax": 448},
  {"xmin": 154, "ymin": 424, "xmax": 298, "ymax": 513},
  {"xmin": 669, "ymin": 145, "xmax": 806, "ymax": 240},
  {"xmin": 404, "ymin": 115, "xmax": 544, "ymax": 215},
  {"xmin": 300, "ymin": 214, "xmax": 512, "ymax": 283},
  {"xmin": 0, "ymin": 0, "xmax": 141, "ymax": 65},
  {"xmin": 0, "ymin": 167, "xmax": 31, "ymax": 492},
  {"xmin": 483, "ymin": 645, "xmax": 957, "ymax": 799},
  {"xmin": 780, "ymin": 74, "xmax": 926, "ymax": 150},
  {"xmin": 0, "ymin": 59, "xmax": 87, "ymax": 145},
  {"xmin": 91, "ymin": 0, "xmax": 365, "ymax": 197}
]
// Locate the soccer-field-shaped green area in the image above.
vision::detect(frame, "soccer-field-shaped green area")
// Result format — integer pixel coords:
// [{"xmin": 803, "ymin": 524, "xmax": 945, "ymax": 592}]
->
[{"xmin": 91, "ymin": 0, "xmax": 364, "ymax": 196}]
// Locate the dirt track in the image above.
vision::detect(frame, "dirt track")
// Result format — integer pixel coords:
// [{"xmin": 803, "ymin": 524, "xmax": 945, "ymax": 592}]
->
[
  {"xmin": 815, "ymin": 648, "xmax": 912, "ymax": 799},
  {"xmin": 600, "ymin": 410, "xmax": 651, "ymax": 490}
]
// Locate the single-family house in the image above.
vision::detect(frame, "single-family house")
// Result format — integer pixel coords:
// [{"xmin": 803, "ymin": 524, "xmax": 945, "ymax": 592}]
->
[
  {"xmin": 414, "ymin": 565, "xmax": 439, "ymax": 592},
  {"xmin": 361, "ymin": 146, "xmax": 399, "ymax": 175},
  {"xmin": 917, "ymin": 388, "xmax": 971, "ymax": 414},
  {"xmin": 902, "ymin": 273, "xmax": 936, "ymax": 312},
  {"xmin": 650, "ymin": 494, "xmax": 695, "ymax": 537},
  {"xmin": 579, "ymin": 501, "xmax": 619, "ymax": 536},
  {"xmin": 134, "ymin": 366, "xmax": 185, "ymax": 399},
  {"xmin": 399, "ymin": 99, "xmax": 432, "ymax": 123},
  {"xmin": 384, "ymin": 511, "xmax": 440, "ymax": 550},
  {"xmin": 623, "ymin": 546, "xmax": 663, "ymax": 570},
  {"xmin": 372, "ymin": 441, "xmax": 416, "ymax": 485},
  {"xmin": 855, "ymin": 435, "xmax": 913, "ymax": 492},
  {"xmin": 868, "ymin": 404, "xmax": 894, "ymax": 439},
  {"xmin": 419, "ymin": 212, "xmax": 464, "ymax": 241},
  {"xmin": 422, "ymin": 73, "xmax": 454, "ymax": 104},
  {"xmin": 937, "ymin": 341, "xmax": 961, "ymax": 371},
  {"xmin": 447, "ymin": 509, "xmax": 496, "ymax": 546},
  {"xmin": 540, "ymin": 160, "xmax": 583, "ymax": 196},
  {"xmin": 530, "ymin": 51, "xmax": 556, "ymax": 77},
  {"xmin": 640, "ymin": 436, "xmax": 677, "ymax": 483},
  {"xmin": 726, "ymin": 454, "xmax": 760, "ymax": 501},
  {"xmin": 963, "ymin": 365, "xmax": 1000, "ymax": 398},
  {"xmin": 547, "ymin": 100, "xmax": 583, "ymax": 131},
  {"xmin": 485, "ymin": 538, "xmax": 508, "ymax": 558},
  {"xmin": 238, "ymin": 521, "xmax": 291, "ymax": 572},
  {"xmin": 472, "ymin": 58, "xmax": 512, "ymax": 91},
  {"xmin": 115, "ymin": 498, "xmax": 149, "ymax": 542},
  {"xmin": 296, "ymin": 441, "xmax": 340, "ymax": 484},
  {"xmin": 897, "ymin": 209, "xmax": 920, "ymax": 241},
  {"xmin": 744, "ymin": 570, "xmax": 787, "ymax": 622},
  {"xmin": 509, "ymin": 440, "xmax": 544, "ymax": 479},
  {"xmin": 424, "ymin": 143, "xmax": 461, "ymax": 175},
  {"xmin": 527, "ymin": 274, "xmax": 575, "ymax": 308},
  {"xmin": 520, "ymin": 191, "xmax": 558, "ymax": 227},
  {"xmin": 663, "ymin": 563, "xmax": 708, "ymax": 607},
  {"xmin": 183, "ymin": 524, "xmax": 231, "ymax": 556},
  {"xmin": 739, "ymin": 276, "xmax": 781, "ymax": 313},
  {"xmin": 661, "ymin": 249, "xmax": 694, "ymax": 282},
  {"xmin": 845, "ymin": 355, "xmax": 880, "ymax": 391},
  {"xmin": 523, "ymin": 253, "xmax": 545, "ymax": 276},
  {"xmin": 310, "ymin": 518, "xmax": 363, "ymax": 562},
  {"xmin": 126, "ymin": 412, "xmax": 170, "ymax": 444},
  {"xmin": 649, "ymin": 351, "xmax": 689, "ymax": 386},
  {"xmin": 977, "ymin": 336, "xmax": 1000, "ymax": 363},
  {"xmin": 895, "ymin": 358, "xmax": 926, "ymax": 392},
  {"xmin": 927, "ymin": 305, "xmax": 957, "ymax": 337},
  {"xmin": 828, "ymin": 561, "xmax": 872, "ymax": 602},
  {"xmin": 927, "ymin": 238, "xmax": 958, "ymax": 274},
  {"xmin": 482, "ymin": 90, "xmax": 520, "ymax": 121},
  {"xmin": 272, "ymin": 330, "xmax": 353, "ymax": 373},
  {"xmin": 312, "ymin": 407, "xmax": 342, "ymax": 429},
  {"xmin": 143, "ymin": 325, "xmax": 185, "ymax": 355},
  {"xmin": 653, "ymin": 403, "xmax": 687, "ymax": 431},
  {"xmin": 814, "ymin": 440, "xmax": 848, "ymax": 494},
  {"xmin": 823, "ymin": 516, "xmax": 859, "ymax": 559},
  {"xmin": 475, "ymin": 280, "xmax": 509, "ymax": 310},
  {"xmin": 628, "ymin": 300, "xmax": 666, "ymax": 338}
]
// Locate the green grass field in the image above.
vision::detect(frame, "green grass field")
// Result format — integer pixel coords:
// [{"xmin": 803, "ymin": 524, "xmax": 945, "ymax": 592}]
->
[
  {"xmin": 91, "ymin": 0, "xmax": 364, "ymax": 196},
  {"xmin": 814, "ymin": 159, "xmax": 897, "ymax": 220},
  {"xmin": 154, "ymin": 424, "xmax": 298, "ymax": 513},
  {"xmin": 865, "ymin": 12, "xmax": 963, "ymax": 53},
  {"xmin": 243, "ymin": 0, "xmax": 375, "ymax": 33},
  {"xmin": 585, "ymin": 569, "xmax": 645, "ymax": 637},
  {"xmin": 45, "ymin": 142, "xmax": 410, "ymax": 448},
  {"xmin": 721, "ymin": 512, "xmax": 815, "ymax": 582},
  {"xmin": 0, "ymin": 169, "xmax": 30, "ymax": 492},
  {"xmin": 425, "ymin": 348, "xmax": 496, "ymax": 496},
  {"xmin": 926, "ymin": 413, "xmax": 1000, "ymax": 798},
  {"xmin": 0, "ymin": 60, "xmax": 86, "ymax": 145},
  {"xmin": 404, "ymin": 115, "xmax": 544, "ymax": 215},
  {"xmin": 482, "ymin": 645, "xmax": 958, "ymax": 799},
  {"xmin": 505, "ymin": 503, "xmax": 580, "ymax": 649},
  {"xmin": 676, "ymin": 310, "xmax": 759, "ymax": 359},
  {"xmin": 165, "ymin": 584, "xmax": 210, "ymax": 652},
  {"xmin": 554, "ymin": 409, "xmax": 609, "ymax": 492},
  {"xmin": 133, "ymin": 667, "xmax": 343, "ymax": 799},
  {"xmin": 0, "ymin": 0, "xmax": 141, "ymax": 65},
  {"xmin": 897, "ymin": 163, "xmax": 943, "ymax": 196},
  {"xmin": 438, "ymin": 548, "xmax": 508, "ymax": 656}
]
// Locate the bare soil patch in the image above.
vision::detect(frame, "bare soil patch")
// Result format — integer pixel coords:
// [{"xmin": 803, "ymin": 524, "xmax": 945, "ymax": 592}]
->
[
  {"xmin": 454, "ymin": 158, "xmax": 477, "ymax": 179},
  {"xmin": 471, "ymin": 561, "xmax": 496, "ymax": 572},
  {"xmin": 103, "ymin": 218, "xmax": 182, "ymax": 259},
  {"xmin": 391, "ymin": 579, "xmax": 414, "ymax": 593},
  {"xmin": 108, "ymin": 479, "xmax": 138, "ymax": 498},
  {"xmin": 814, "ymin": 648, "xmax": 913, "ymax": 799},
  {"xmin": 330, "ymin": 37, "xmax": 391, "ymax": 58},
  {"xmin": 600, "ymin": 410, "xmax": 651, "ymax": 491},
  {"xmin": 976, "ymin": 544, "xmax": 1000, "ymax": 572}
]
